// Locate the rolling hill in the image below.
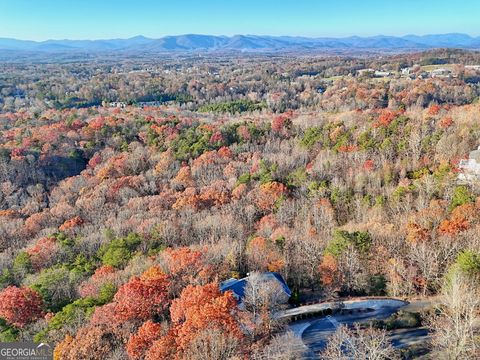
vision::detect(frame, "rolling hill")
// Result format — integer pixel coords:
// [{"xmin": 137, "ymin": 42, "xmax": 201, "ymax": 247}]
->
[{"xmin": 0, "ymin": 33, "xmax": 479, "ymax": 53}]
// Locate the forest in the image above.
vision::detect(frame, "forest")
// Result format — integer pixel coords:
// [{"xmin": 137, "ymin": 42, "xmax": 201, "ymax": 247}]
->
[{"xmin": 0, "ymin": 49, "xmax": 479, "ymax": 359}]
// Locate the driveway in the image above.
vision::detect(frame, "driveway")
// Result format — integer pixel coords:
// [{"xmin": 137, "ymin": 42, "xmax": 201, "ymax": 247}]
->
[{"xmin": 288, "ymin": 298, "xmax": 431, "ymax": 358}]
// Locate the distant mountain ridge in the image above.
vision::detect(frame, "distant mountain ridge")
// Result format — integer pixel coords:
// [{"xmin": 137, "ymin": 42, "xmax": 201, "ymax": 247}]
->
[{"xmin": 1, "ymin": 33, "xmax": 480, "ymax": 52}]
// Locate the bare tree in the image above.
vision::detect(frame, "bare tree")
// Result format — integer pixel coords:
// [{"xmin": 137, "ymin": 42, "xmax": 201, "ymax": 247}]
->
[
  {"xmin": 182, "ymin": 328, "xmax": 241, "ymax": 360},
  {"xmin": 428, "ymin": 272, "xmax": 480, "ymax": 359},
  {"xmin": 243, "ymin": 272, "xmax": 289, "ymax": 338},
  {"xmin": 321, "ymin": 324, "xmax": 398, "ymax": 360},
  {"xmin": 253, "ymin": 331, "xmax": 306, "ymax": 360}
]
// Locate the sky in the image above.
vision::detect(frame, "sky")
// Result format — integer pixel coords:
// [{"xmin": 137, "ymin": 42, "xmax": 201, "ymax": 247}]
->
[{"xmin": 0, "ymin": 0, "xmax": 479, "ymax": 41}]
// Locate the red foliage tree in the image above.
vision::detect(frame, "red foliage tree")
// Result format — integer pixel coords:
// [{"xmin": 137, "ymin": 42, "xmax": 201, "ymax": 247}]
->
[
  {"xmin": 59, "ymin": 216, "xmax": 83, "ymax": 231},
  {"xmin": 78, "ymin": 265, "xmax": 117, "ymax": 298},
  {"xmin": 271, "ymin": 115, "xmax": 291, "ymax": 134},
  {"xmin": 25, "ymin": 236, "xmax": 58, "ymax": 271},
  {"xmin": 363, "ymin": 159, "xmax": 375, "ymax": 171},
  {"xmin": 373, "ymin": 109, "xmax": 396, "ymax": 128},
  {"xmin": 0, "ymin": 286, "xmax": 44, "ymax": 327},
  {"xmin": 113, "ymin": 266, "xmax": 170, "ymax": 322},
  {"xmin": 319, "ymin": 255, "xmax": 341, "ymax": 290},
  {"xmin": 439, "ymin": 117, "xmax": 454, "ymax": 129},
  {"xmin": 127, "ymin": 320, "xmax": 163, "ymax": 360},
  {"xmin": 427, "ymin": 104, "xmax": 441, "ymax": 116},
  {"xmin": 161, "ymin": 247, "xmax": 214, "ymax": 295}
]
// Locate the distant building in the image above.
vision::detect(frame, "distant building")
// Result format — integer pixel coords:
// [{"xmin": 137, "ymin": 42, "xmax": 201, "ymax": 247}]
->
[
  {"xmin": 459, "ymin": 146, "xmax": 480, "ymax": 181},
  {"xmin": 465, "ymin": 65, "xmax": 480, "ymax": 71},
  {"xmin": 106, "ymin": 101, "xmax": 127, "ymax": 108},
  {"xmin": 374, "ymin": 70, "xmax": 391, "ymax": 77},
  {"xmin": 137, "ymin": 101, "xmax": 163, "ymax": 108},
  {"xmin": 220, "ymin": 272, "xmax": 291, "ymax": 303},
  {"xmin": 430, "ymin": 68, "xmax": 452, "ymax": 78}
]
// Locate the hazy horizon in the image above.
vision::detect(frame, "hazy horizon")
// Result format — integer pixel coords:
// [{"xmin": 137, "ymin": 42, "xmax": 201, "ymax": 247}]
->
[
  {"xmin": 1, "ymin": 0, "xmax": 479, "ymax": 41},
  {"xmin": 2, "ymin": 32, "xmax": 480, "ymax": 42}
]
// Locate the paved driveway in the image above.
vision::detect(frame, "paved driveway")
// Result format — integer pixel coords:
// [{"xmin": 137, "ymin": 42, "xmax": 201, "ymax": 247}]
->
[{"xmin": 289, "ymin": 299, "xmax": 430, "ymax": 358}]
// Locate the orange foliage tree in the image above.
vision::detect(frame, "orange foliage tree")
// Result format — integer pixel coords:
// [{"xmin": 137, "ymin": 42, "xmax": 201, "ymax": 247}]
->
[
  {"xmin": 127, "ymin": 320, "xmax": 163, "ymax": 360},
  {"xmin": 319, "ymin": 254, "xmax": 342, "ymax": 290},
  {"xmin": 439, "ymin": 203, "xmax": 475, "ymax": 235},
  {"xmin": 53, "ymin": 325, "xmax": 117, "ymax": 360},
  {"xmin": 245, "ymin": 236, "xmax": 285, "ymax": 272},
  {"xmin": 145, "ymin": 283, "xmax": 243, "ymax": 359},
  {"xmin": 254, "ymin": 182, "xmax": 287, "ymax": 211}
]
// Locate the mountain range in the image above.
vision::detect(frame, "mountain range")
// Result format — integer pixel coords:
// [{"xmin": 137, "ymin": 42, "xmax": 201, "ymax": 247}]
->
[{"xmin": 1, "ymin": 33, "xmax": 480, "ymax": 53}]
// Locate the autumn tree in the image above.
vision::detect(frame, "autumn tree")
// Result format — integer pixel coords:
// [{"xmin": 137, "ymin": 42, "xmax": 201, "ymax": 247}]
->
[
  {"xmin": 160, "ymin": 247, "xmax": 212, "ymax": 295},
  {"xmin": 148, "ymin": 283, "xmax": 243, "ymax": 359},
  {"xmin": 127, "ymin": 320, "xmax": 163, "ymax": 360},
  {"xmin": 54, "ymin": 324, "xmax": 121, "ymax": 360},
  {"xmin": 0, "ymin": 286, "xmax": 44, "ymax": 327},
  {"xmin": 246, "ymin": 236, "xmax": 285, "ymax": 273},
  {"xmin": 113, "ymin": 265, "xmax": 170, "ymax": 322}
]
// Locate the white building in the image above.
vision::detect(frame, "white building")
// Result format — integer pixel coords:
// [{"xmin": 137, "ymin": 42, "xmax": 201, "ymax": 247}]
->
[
  {"xmin": 465, "ymin": 65, "xmax": 480, "ymax": 71},
  {"xmin": 374, "ymin": 71, "xmax": 391, "ymax": 77},
  {"xmin": 459, "ymin": 146, "xmax": 480, "ymax": 181}
]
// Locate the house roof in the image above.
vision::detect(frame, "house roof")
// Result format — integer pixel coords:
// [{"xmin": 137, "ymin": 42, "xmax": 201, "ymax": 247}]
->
[
  {"xmin": 469, "ymin": 149, "xmax": 480, "ymax": 162},
  {"xmin": 220, "ymin": 272, "xmax": 291, "ymax": 300}
]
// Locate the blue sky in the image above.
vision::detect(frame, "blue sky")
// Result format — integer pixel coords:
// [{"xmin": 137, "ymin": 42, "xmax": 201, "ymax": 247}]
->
[{"xmin": 1, "ymin": 0, "xmax": 479, "ymax": 40}]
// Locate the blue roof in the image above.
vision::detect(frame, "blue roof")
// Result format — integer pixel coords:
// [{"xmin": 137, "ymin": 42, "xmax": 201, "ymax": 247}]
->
[{"xmin": 220, "ymin": 272, "xmax": 291, "ymax": 300}]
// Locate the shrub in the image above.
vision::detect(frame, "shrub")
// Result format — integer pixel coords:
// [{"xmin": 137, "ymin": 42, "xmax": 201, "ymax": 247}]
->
[
  {"xmin": 0, "ymin": 318, "xmax": 19, "ymax": 342},
  {"xmin": 449, "ymin": 185, "xmax": 474, "ymax": 211},
  {"xmin": 300, "ymin": 127, "xmax": 323, "ymax": 149},
  {"xmin": 383, "ymin": 311, "xmax": 422, "ymax": 330}
]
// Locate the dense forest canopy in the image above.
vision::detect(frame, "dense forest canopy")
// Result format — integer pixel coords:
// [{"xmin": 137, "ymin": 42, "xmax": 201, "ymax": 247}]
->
[{"xmin": 0, "ymin": 49, "xmax": 479, "ymax": 359}]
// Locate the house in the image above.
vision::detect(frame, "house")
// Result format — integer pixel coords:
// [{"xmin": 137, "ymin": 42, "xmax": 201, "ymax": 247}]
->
[
  {"xmin": 458, "ymin": 145, "xmax": 480, "ymax": 181},
  {"xmin": 220, "ymin": 272, "xmax": 291, "ymax": 303}
]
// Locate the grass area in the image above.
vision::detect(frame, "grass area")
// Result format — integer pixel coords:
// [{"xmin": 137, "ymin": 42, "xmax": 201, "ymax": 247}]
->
[
  {"xmin": 323, "ymin": 75, "xmax": 344, "ymax": 82},
  {"xmin": 421, "ymin": 64, "xmax": 457, "ymax": 72}
]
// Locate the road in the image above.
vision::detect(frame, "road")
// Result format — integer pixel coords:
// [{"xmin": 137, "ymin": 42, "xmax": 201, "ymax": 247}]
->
[{"xmin": 292, "ymin": 300, "xmax": 430, "ymax": 358}]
